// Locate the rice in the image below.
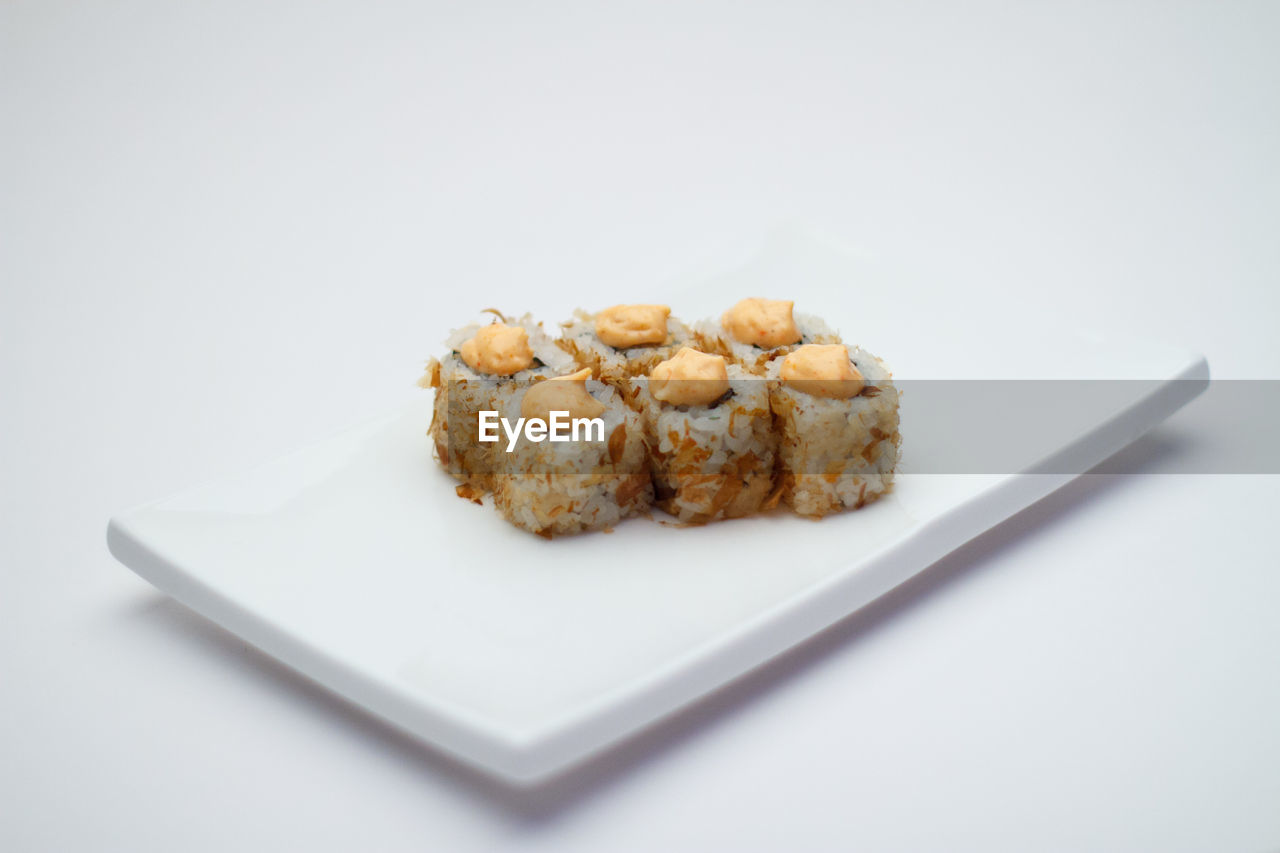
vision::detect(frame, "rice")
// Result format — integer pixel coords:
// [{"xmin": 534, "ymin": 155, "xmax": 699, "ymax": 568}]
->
[
  {"xmin": 767, "ymin": 345, "xmax": 900, "ymax": 517},
  {"xmin": 419, "ymin": 312, "xmax": 573, "ymax": 494},
  {"xmin": 636, "ymin": 362, "xmax": 778, "ymax": 523}
]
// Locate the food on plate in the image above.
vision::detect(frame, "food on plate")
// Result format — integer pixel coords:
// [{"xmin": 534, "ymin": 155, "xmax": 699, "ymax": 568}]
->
[
  {"xmin": 767, "ymin": 344, "xmax": 899, "ymax": 517},
  {"xmin": 557, "ymin": 304, "xmax": 692, "ymax": 384},
  {"xmin": 493, "ymin": 368, "xmax": 652, "ymax": 537},
  {"xmin": 637, "ymin": 347, "xmax": 778, "ymax": 523},
  {"xmin": 695, "ymin": 298, "xmax": 841, "ymax": 374},
  {"xmin": 420, "ymin": 300, "xmax": 899, "ymax": 536},
  {"xmin": 419, "ymin": 312, "xmax": 574, "ymax": 495}
]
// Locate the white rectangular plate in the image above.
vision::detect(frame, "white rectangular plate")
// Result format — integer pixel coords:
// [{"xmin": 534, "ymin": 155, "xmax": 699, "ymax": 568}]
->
[{"xmin": 107, "ymin": 230, "xmax": 1208, "ymax": 783}]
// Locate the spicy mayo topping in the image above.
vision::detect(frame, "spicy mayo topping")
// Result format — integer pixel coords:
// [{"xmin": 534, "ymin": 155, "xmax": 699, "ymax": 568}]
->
[
  {"xmin": 650, "ymin": 348, "xmax": 730, "ymax": 407},
  {"xmin": 459, "ymin": 323, "xmax": 534, "ymax": 375},
  {"xmin": 520, "ymin": 368, "xmax": 606, "ymax": 421},
  {"xmin": 594, "ymin": 304, "xmax": 671, "ymax": 348},
  {"xmin": 722, "ymin": 298, "xmax": 801, "ymax": 348},
  {"xmin": 780, "ymin": 344, "xmax": 864, "ymax": 399}
]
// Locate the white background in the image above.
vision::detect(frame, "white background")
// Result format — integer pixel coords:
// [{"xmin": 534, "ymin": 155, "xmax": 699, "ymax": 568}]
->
[{"xmin": 3, "ymin": 1, "xmax": 1278, "ymax": 850}]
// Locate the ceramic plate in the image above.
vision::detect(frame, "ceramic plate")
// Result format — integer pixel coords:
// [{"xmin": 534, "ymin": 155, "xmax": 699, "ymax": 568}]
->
[{"xmin": 107, "ymin": 230, "xmax": 1208, "ymax": 782}]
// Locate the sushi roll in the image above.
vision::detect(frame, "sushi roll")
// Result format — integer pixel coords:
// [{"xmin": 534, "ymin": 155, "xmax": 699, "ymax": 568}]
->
[
  {"xmin": 638, "ymin": 347, "xmax": 778, "ymax": 523},
  {"xmin": 419, "ymin": 312, "xmax": 573, "ymax": 495},
  {"xmin": 696, "ymin": 298, "xmax": 840, "ymax": 375},
  {"xmin": 493, "ymin": 368, "xmax": 652, "ymax": 537},
  {"xmin": 557, "ymin": 304, "xmax": 692, "ymax": 384},
  {"xmin": 767, "ymin": 343, "xmax": 900, "ymax": 517}
]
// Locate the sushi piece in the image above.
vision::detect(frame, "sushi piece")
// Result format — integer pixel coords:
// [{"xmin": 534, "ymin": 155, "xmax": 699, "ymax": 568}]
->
[
  {"xmin": 637, "ymin": 347, "xmax": 778, "ymax": 523},
  {"xmin": 493, "ymin": 368, "xmax": 652, "ymax": 537},
  {"xmin": 767, "ymin": 343, "xmax": 900, "ymax": 517},
  {"xmin": 695, "ymin": 297, "xmax": 840, "ymax": 375},
  {"xmin": 419, "ymin": 312, "xmax": 573, "ymax": 496},
  {"xmin": 557, "ymin": 304, "xmax": 692, "ymax": 384}
]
